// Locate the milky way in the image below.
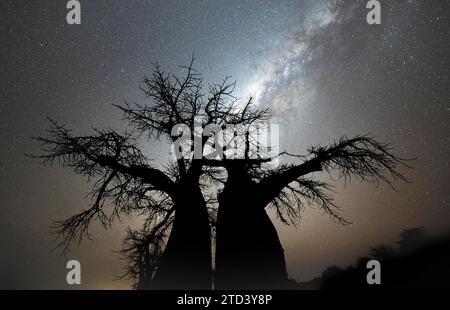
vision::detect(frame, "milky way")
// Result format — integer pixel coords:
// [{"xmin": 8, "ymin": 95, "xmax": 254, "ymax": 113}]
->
[{"xmin": 0, "ymin": 0, "xmax": 449, "ymax": 288}]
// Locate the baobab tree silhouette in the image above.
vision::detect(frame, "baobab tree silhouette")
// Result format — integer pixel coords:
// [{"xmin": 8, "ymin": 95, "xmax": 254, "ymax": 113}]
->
[
  {"xmin": 211, "ymin": 136, "xmax": 412, "ymax": 289},
  {"xmin": 33, "ymin": 58, "xmax": 411, "ymax": 289},
  {"xmin": 33, "ymin": 57, "xmax": 267, "ymax": 289}
]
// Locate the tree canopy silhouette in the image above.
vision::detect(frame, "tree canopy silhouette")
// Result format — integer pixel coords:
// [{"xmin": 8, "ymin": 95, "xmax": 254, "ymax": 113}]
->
[
  {"xmin": 33, "ymin": 58, "xmax": 412, "ymax": 289},
  {"xmin": 33, "ymin": 57, "xmax": 267, "ymax": 289}
]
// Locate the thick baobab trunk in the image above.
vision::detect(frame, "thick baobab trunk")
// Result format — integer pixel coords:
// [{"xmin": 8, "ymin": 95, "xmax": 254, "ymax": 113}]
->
[
  {"xmin": 215, "ymin": 167, "xmax": 289, "ymax": 289},
  {"xmin": 151, "ymin": 183, "xmax": 212, "ymax": 289}
]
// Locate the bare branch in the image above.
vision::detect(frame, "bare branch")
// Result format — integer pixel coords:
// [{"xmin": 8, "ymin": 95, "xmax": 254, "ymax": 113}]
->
[{"xmin": 258, "ymin": 135, "xmax": 413, "ymax": 224}]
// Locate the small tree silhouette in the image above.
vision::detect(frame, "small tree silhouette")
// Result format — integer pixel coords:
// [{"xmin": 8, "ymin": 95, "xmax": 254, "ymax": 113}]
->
[
  {"xmin": 321, "ymin": 265, "xmax": 345, "ymax": 281},
  {"xmin": 370, "ymin": 244, "xmax": 396, "ymax": 261},
  {"xmin": 119, "ymin": 226, "xmax": 167, "ymax": 290},
  {"xmin": 397, "ymin": 227, "xmax": 427, "ymax": 255}
]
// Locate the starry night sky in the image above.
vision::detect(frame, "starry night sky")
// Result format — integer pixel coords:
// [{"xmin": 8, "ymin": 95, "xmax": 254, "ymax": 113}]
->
[{"xmin": 0, "ymin": 0, "xmax": 449, "ymax": 289}]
